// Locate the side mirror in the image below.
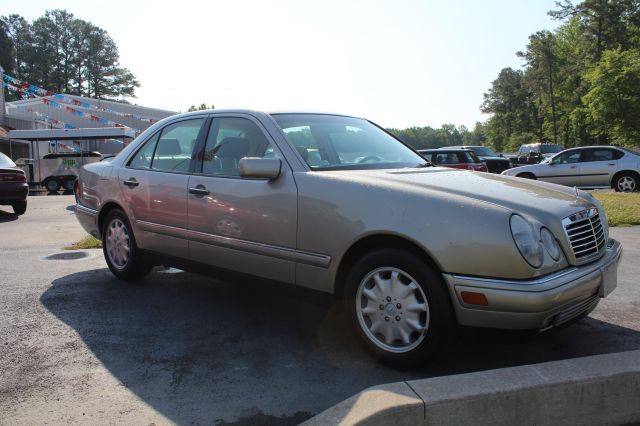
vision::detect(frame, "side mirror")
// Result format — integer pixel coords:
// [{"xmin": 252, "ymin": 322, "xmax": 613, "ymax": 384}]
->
[
  {"xmin": 238, "ymin": 157, "xmax": 281, "ymax": 180},
  {"xmin": 499, "ymin": 153, "xmax": 504, "ymax": 157}
]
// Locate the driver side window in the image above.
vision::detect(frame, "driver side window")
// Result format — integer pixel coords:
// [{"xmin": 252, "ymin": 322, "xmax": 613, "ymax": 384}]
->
[{"xmin": 555, "ymin": 151, "xmax": 582, "ymax": 164}]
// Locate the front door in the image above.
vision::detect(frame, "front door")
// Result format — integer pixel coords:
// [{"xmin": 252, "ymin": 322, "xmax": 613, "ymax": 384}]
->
[
  {"xmin": 538, "ymin": 149, "xmax": 582, "ymax": 186},
  {"xmin": 187, "ymin": 115, "xmax": 297, "ymax": 283}
]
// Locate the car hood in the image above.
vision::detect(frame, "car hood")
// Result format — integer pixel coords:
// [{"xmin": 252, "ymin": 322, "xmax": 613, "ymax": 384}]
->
[{"xmin": 329, "ymin": 167, "xmax": 593, "ymax": 220}]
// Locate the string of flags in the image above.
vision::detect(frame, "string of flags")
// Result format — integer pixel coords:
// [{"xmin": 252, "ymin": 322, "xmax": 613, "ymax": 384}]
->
[
  {"xmin": 42, "ymin": 98, "xmax": 127, "ymax": 128},
  {"xmin": 9, "ymin": 105, "xmax": 76, "ymax": 129},
  {"xmin": 3, "ymin": 73, "xmax": 154, "ymax": 129}
]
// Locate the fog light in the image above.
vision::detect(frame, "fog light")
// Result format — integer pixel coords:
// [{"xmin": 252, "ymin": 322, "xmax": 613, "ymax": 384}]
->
[{"xmin": 461, "ymin": 291, "xmax": 489, "ymax": 306}]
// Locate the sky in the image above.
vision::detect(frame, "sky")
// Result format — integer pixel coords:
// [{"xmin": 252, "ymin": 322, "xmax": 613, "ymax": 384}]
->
[{"xmin": 9, "ymin": 0, "xmax": 561, "ymax": 129}]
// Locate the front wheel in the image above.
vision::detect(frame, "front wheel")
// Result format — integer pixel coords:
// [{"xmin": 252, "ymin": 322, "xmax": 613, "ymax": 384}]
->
[
  {"xmin": 613, "ymin": 172, "xmax": 638, "ymax": 192},
  {"xmin": 345, "ymin": 248, "xmax": 456, "ymax": 366},
  {"xmin": 102, "ymin": 208, "xmax": 152, "ymax": 280},
  {"xmin": 517, "ymin": 173, "xmax": 537, "ymax": 180}
]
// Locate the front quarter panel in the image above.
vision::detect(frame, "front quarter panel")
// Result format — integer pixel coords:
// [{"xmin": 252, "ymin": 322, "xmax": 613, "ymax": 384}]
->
[{"xmin": 293, "ymin": 171, "xmax": 563, "ymax": 294}]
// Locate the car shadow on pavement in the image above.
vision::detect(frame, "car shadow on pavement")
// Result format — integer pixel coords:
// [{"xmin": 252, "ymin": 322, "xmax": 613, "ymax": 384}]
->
[
  {"xmin": 41, "ymin": 269, "xmax": 640, "ymax": 424},
  {"xmin": 0, "ymin": 209, "xmax": 19, "ymax": 222}
]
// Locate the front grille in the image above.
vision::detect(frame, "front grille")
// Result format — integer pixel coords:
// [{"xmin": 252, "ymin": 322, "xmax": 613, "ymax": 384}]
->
[{"xmin": 562, "ymin": 208, "xmax": 606, "ymax": 262}]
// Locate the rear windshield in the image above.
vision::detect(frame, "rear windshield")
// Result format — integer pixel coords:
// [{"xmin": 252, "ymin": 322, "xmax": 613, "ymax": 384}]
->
[
  {"xmin": 425, "ymin": 151, "xmax": 478, "ymax": 165},
  {"xmin": 621, "ymin": 147, "xmax": 640, "ymax": 156},
  {"xmin": 469, "ymin": 146, "xmax": 497, "ymax": 157},
  {"xmin": 0, "ymin": 152, "xmax": 16, "ymax": 167}
]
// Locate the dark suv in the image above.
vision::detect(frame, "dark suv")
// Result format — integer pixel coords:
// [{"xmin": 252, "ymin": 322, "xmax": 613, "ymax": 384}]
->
[{"xmin": 516, "ymin": 143, "xmax": 564, "ymax": 165}]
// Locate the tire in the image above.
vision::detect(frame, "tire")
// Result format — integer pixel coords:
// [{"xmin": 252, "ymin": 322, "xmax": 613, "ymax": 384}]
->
[
  {"xmin": 44, "ymin": 178, "xmax": 61, "ymax": 192},
  {"xmin": 613, "ymin": 172, "xmax": 638, "ymax": 192},
  {"xmin": 345, "ymin": 248, "xmax": 456, "ymax": 366},
  {"xmin": 12, "ymin": 200, "xmax": 27, "ymax": 215},
  {"xmin": 64, "ymin": 178, "xmax": 76, "ymax": 191},
  {"xmin": 517, "ymin": 173, "xmax": 537, "ymax": 180},
  {"xmin": 102, "ymin": 208, "xmax": 152, "ymax": 280}
]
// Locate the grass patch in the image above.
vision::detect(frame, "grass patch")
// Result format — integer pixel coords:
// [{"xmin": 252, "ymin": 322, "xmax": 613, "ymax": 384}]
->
[
  {"xmin": 65, "ymin": 235, "xmax": 102, "ymax": 250},
  {"xmin": 593, "ymin": 192, "xmax": 640, "ymax": 227}
]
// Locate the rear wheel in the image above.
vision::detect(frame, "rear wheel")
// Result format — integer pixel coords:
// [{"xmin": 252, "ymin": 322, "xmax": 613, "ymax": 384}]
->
[
  {"xmin": 44, "ymin": 178, "xmax": 61, "ymax": 192},
  {"xmin": 345, "ymin": 248, "xmax": 456, "ymax": 366},
  {"xmin": 102, "ymin": 208, "xmax": 152, "ymax": 280},
  {"xmin": 12, "ymin": 201, "xmax": 27, "ymax": 215},
  {"xmin": 64, "ymin": 178, "xmax": 76, "ymax": 191},
  {"xmin": 613, "ymin": 172, "xmax": 638, "ymax": 192}
]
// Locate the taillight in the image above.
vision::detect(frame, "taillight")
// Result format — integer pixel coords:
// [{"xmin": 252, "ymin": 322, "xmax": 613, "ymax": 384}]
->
[
  {"xmin": 75, "ymin": 179, "xmax": 82, "ymax": 199},
  {"xmin": 0, "ymin": 172, "xmax": 26, "ymax": 182}
]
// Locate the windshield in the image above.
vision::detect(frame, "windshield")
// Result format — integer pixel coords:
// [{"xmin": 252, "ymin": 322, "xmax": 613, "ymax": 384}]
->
[
  {"xmin": 0, "ymin": 152, "xmax": 16, "ymax": 167},
  {"xmin": 271, "ymin": 114, "xmax": 426, "ymax": 170},
  {"xmin": 541, "ymin": 144, "xmax": 564, "ymax": 154},
  {"xmin": 470, "ymin": 146, "xmax": 498, "ymax": 157}
]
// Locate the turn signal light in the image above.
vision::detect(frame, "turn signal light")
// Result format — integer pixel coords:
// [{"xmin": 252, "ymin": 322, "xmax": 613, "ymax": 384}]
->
[{"xmin": 461, "ymin": 291, "xmax": 489, "ymax": 306}]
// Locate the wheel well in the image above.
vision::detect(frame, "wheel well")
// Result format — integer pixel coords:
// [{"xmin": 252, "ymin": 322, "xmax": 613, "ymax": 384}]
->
[
  {"xmin": 98, "ymin": 202, "xmax": 124, "ymax": 234},
  {"xmin": 517, "ymin": 172, "xmax": 535, "ymax": 178},
  {"xmin": 611, "ymin": 170, "xmax": 640, "ymax": 186},
  {"xmin": 334, "ymin": 234, "xmax": 443, "ymax": 300}
]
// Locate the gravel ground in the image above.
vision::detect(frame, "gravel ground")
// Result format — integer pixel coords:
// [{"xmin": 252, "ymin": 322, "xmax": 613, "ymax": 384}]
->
[{"xmin": 0, "ymin": 196, "xmax": 639, "ymax": 425}]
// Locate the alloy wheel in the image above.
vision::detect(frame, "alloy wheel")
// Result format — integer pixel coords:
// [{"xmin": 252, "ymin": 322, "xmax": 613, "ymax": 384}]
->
[
  {"xmin": 106, "ymin": 218, "xmax": 131, "ymax": 270},
  {"xmin": 356, "ymin": 267, "xmax": 430, "ymax": 353}
]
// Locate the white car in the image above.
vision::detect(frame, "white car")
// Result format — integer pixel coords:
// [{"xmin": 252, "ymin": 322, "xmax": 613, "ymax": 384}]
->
[{"xmin": 502, "ymin": 146, "xmax": 640, "ymax": 192}]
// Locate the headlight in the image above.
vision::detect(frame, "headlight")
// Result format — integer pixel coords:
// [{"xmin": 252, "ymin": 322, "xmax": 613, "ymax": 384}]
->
[
  {"xmin": 540, "ymin": 227, "xmax": 561, "ymax": 261},
  {"xmin": 510, "ymin": 215, "xmax": 544, "ymax": 268}
]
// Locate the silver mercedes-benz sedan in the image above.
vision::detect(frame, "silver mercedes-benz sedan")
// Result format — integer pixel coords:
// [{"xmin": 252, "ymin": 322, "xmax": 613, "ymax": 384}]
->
[
  {"xmin": 75, "ymin": 110, "xmax": 622, "ymax": 366},
  {"xmin": 502, "ymin": 145, "xmax": 640, "ymax": 192}
]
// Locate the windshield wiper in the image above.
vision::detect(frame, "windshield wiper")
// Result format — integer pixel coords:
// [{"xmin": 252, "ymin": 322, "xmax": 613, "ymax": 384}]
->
[{"xmin": 414, "ymin": 162, "xmax": 434, "ymax": 168}]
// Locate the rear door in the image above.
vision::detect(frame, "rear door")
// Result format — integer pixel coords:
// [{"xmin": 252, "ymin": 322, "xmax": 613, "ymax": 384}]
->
[
  {"xmin": 186, "ymin": 114, "xmax": 298, "ymax": 283},
  {"xmin": 579, "ymin": 148, "xmax": 621, "ymax": 188},
  {"xmin": 119, "ymin": 117, "xmax": 206, "ymax": 256}
]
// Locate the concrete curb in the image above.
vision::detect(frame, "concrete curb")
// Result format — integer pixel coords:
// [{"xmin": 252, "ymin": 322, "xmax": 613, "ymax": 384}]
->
[{"xmin": 303, "ymin": 350, "xmax": 640, "ymax": 425}]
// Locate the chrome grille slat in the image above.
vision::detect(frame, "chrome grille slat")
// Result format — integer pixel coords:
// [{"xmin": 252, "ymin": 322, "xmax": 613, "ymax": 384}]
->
[{"xmin": 563, "ymin": 208, "xmax": 605, "ymax": 262}]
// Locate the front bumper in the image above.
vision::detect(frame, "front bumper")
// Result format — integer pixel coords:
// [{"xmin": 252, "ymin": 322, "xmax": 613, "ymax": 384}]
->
[{"xmin": 443, "ymin": 238, "xmax": 623, "ymax": 330}]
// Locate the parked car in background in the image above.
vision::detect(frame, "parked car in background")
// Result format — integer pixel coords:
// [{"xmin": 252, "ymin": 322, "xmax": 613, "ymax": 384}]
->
[
  {"xmin": 515, "ymin": 143, "xmax": 564, "ymax": 165},
  {"xmin": 0, "ymin": 152, "xmax": 28, "ymax": 215},
  {"xmin": 502, "ymin": 146, "xmax": 640, "ymax": 192},
  {"xmin": 418, "ymin": 148, "xmax": 487, "ymax": 172},
  {"xmin": 448, "ymin": 145, "xmax": 511, "ymax": 173},
  {"xmin": 75, "ymin": 110, "xmax": 622, "ymax": 366}
]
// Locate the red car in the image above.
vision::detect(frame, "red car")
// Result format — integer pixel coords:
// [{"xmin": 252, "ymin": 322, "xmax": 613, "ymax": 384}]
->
[
  {"xmin": 0, "ymin": 152, "xmax": 28, "ymax": 215},
  {"xmin": 418, "ymin": 149, "xmax": 488, "ymax": 172}
]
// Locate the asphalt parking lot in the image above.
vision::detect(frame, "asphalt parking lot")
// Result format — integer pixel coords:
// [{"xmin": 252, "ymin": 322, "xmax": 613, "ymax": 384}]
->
[{"xmin": 1, "ymin": 195, "xmax": 639, "ymax": 425}]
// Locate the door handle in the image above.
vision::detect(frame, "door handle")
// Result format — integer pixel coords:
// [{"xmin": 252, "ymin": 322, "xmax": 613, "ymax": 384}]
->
[
  {"xmin": 123, "ymin": 179, "xmax": 139, "ymax": 188},
  {"xmin": 608, "ymin": 163, "xmax": 615, "ymax": 166},
  {"xmin": 189, "ymin": 186, "xmax": 210, "ymax": 196},
  {"xmin": 570, "ymin": 166, "xmax": 577, "ymax": 169}
]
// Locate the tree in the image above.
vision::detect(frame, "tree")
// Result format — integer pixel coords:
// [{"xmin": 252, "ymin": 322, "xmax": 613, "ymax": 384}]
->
[
  {"xmin": 1, "ymin": 10, "xmax": 139, "ymax": 100},
  {"xmin": 518, "ymin": 31, "xmax": 560, "ymax": 144},
  {"xmin": 188, "ymin": 103, "xmax": 215, "ymax": 112},
  {"xmin": 583, "ymin": 47, "xmax": 640, "ymax": 146}
]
